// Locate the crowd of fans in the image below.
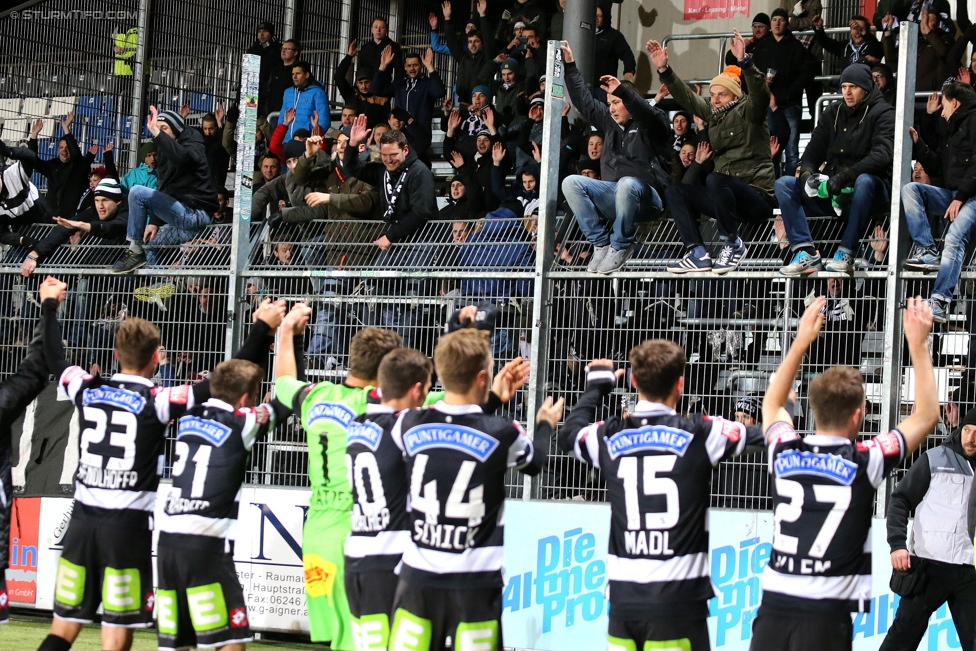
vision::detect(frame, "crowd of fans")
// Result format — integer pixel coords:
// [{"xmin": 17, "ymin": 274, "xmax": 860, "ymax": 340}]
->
[{"xmin": 3, "ymin": 0, "xmax": 976, "ymax": 390}]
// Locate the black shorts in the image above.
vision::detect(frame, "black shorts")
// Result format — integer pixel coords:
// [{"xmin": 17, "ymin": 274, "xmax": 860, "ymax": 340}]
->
[
  {"xmin": 750, "ymin": 604, "xmax": 852, "ymax": 651},
  {"xmin": 346, "ymin": 569, "xmax": 399, "ymax": 648},
  {"xmin": 390, "ymin": 580, "xmax": 502, "ymax": 651},
  {"xmin": 608, "ymin": 617, "xmax": 710, "ymax": 651},
  {"xmin": 53, "ymin": 516, "xmax": 154, "ymax": 627},
  {"xmin": 156, "ymin": 533, "xmax": 252, "ymax": 651}
]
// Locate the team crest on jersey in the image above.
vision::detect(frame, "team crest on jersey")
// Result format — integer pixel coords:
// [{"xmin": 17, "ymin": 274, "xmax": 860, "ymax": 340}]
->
[
  {"xmin": 347, "ymin": 421, "xmax": 383, "ymax": 451},
  {"xmin": 82, "ymin": 385, "xmax": 147, "ymax": 413},
  {"xmin": 308, "ymin": 402, "xmax": 356, "ymax": 428},
  {"xmin": 606, "ymin": 426, "xmax": 692, "ymax": 459},
  {"xmin": 403, "ymin": 424, "xmax": 499, "ymax": 461},
  {"xmin": 774, "ymin": 449, "xmax": 858, "ymax": 485},
  {"xmin": 177, "ymin": 415, "xmax": 233, "ymax": 446}
]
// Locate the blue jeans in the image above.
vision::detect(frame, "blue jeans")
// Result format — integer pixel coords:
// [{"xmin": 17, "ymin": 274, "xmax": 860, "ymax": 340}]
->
[
  {"xmin": 775, "ymin": 104, "xmax": 801, "ymax": 176},
  {"xmin": 902, "ymin": 182, "xmax": 976, "ymax": 302},
  {"xmin": 127, "ymin": 185, "xmax": 211, "ymax": 265},
  {"xmin": 775, "ymin": 173, "xmax": 889, "ymax": 254},
  {"xmin": 562, "ymin": 175, "xmax": 664, "ymax": 250}
]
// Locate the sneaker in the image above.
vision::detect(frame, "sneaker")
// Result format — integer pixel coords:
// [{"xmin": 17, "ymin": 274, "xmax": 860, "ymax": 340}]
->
[
  {"xmin": 779, "ymin": 251, "xmax": 823, "ymax": 277},
  {"xmin": 824, "ymin": 250, "xmax": 855, "ymax": 276},
  {"xmin": 930, "ymin": 296, "xmax": 948, "ymax": 324},
  {"xmin": 134, "ymin": 282, "xmax": 176, "ymax": 311},
  {"xmin": 713, "ymin": 244, "xmax": 748, "ymax": 274},
  {"xmin": 903, "ymin": 245, "xmax": 940, "ymax": 273},
  {"xmin": 596, "ymin": 245, "xmax": 634, "ymax": 274},
  {"xmin": 111, "ymin": 251, "xmax": 147, "ymax": 274},
  {"xmin": 667, "ymin": 251, "xmax": 713, "ymax": 274},
  {"xmin": 587, "ymin": 245, "xmax": 611, "ymax": 273}
]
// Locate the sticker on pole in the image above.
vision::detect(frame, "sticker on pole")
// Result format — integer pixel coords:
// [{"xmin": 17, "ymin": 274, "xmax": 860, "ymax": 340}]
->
[{"xmin": 551, "ymin": 84, "xmax": 565, "ymax": 100}]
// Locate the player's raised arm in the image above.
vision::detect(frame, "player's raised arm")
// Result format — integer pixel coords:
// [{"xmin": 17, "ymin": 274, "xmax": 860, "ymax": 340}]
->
[
  {"xmin": 763, "ymin": 297, "xmax": 826, "ymax": 433},
  {"xmin": 275, "ymin": 303, "xmax": 312, "ymax": 380},
  {"xmin": 896, "ymin": 297, "xmax": 940, "ymax": 453},
  {"xmin": 39, "ymin": 276, "xmax": 71, "ymax": 377},
  {"xmin": 558, "ymin": 358, "xmax": 623, "ymax": 453},
  {"xmin": 234, "ymin": 298, "xmax": 286, "ymax": 367}
]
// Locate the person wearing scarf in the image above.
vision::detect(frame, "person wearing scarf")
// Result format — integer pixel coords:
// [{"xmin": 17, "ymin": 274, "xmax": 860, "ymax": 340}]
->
[
  {"xmin": 776, "ymin": 63, "xmax": 893, "ymax": 277},
  {"xmin": 649, "ymin": 32, "xmax": 775, "ymax": 274}
]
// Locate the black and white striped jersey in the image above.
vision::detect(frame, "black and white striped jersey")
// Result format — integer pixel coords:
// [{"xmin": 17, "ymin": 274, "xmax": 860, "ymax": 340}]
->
[
  {"xmin": 391, "ymin": 401, "xmax": 550, "ymax": 589},
  {"xmin": 343, "ymin": 403, "xmax": 412, "ymax": 574},
  {"xmin": 158, "ymin": 399, "xmax": 275, "ymax": 540},
  {"xmin": 0, "ymin": 161, "xmax": 40, "ymax": 220},
  {"xmin": 761, "ymin": 421, "xmax": 906, "ymax": 614},
  {"xmin": 560, "ymin": 368, "xmax": 760, "ymax": 621},
  {"xmin": 60, "ymin": 366, "xmax": 195, "ymax": 527}
]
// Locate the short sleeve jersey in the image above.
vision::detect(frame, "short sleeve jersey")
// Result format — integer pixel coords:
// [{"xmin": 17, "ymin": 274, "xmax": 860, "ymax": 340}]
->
[
  {"xmin": 343, "ymin": 404, "xmax": 412, "ymax": 573},
  {"xmin": 569, "ymin": 400, "xmax": 748, "ymax": 619},
  {"xmin": 761, "ymin": 421, "xmax": 906, "ymax": 614},
  {"xmin": 391, "ymin": 401, "xmax": 537, "ymax": 589},
  {"xmin": 158, "ymin": 398, "xmax": 276, "ymax": 540},
  {"xmin": 60, "ymin": 366, "xmax": 194, "ymax": 526}
]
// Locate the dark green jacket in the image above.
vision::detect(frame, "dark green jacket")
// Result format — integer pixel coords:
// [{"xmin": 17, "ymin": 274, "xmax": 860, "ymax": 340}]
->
[{"xmin": 661, "ymin": 60, "xmax": 776, "ymax": 203}]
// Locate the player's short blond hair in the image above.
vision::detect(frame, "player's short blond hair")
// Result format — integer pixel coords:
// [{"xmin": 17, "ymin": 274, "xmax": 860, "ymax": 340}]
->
[
  {"xmin": 114, "ymin": 318, "xmax": 160, "ymax": 370},
  {"xmin": 434, "ymin": 329, "xmax": 491, "ymax": 394}
]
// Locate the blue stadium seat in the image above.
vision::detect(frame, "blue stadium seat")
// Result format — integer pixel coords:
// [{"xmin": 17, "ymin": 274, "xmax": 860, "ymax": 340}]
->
[
  {"xmin": 75, "ymin": 95, "xmax": 106, "ymax": 117},
  {"xmin": 119, "ymin": 116, "xmax": 135, "ymax": 139},
  {"xmin": 85, "ymin": 115, "xmax": 112, "ymax": 144},
  {"xmin": 190, "ymin": 92, "xmax": 212, "ymax": 113}
]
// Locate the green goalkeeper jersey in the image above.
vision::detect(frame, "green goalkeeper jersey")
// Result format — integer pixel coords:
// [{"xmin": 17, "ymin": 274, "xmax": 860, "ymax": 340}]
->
[{"xmin": 274, "ymin": 376, "xmax": 444, "ymax": 509}]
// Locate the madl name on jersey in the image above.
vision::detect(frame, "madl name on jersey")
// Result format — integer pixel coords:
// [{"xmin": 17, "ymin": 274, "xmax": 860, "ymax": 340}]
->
[
  {"xmin": 178, "ymin": 416, "xmax": 233, "ymax": 447},
  {"xmin": 347, "ymin": 421, "xmax": 383, "ymax": 452},
  {"xmin": 606, "ymin": 426, "xmax": 692, "ymax": 460},
  {"xmin": 82, "ymin": 386, "xmax": 147, "ymax": 413},
  {"xmin": 308, "ymin": 402, "xmax": 356, "ymax": 429},
  {"xmin": 403, "ymin": 424, "xmax": 499, "ymax": 462},
  {"xmin": 774, "ymin": 449, "xmax": 858, "ymax": 485}
]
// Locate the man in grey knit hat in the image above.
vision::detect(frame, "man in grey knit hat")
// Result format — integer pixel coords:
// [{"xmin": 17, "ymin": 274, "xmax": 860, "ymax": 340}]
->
[{"xmin": 112, "ymin": 106, "xmax": 218, "ymax": 272}]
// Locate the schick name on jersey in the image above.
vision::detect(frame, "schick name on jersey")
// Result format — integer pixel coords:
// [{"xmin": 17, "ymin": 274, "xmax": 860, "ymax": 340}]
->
[
  {"xmin": 308, "ymin": 402, "xmax": 356, "ymax": 428},
  {"xmin": 347, "ymin": 421, "xmax": 383, "ymax": 451},
  {"xmin": 82, "ymin": 386, "xmax": 146, "ymax": 413},
  {"xmin": 403, "ymin": 424, "xmax": 499, "ymax": 461},
  {"xmin": 774, "ymin": 449, "xmax": 858, "ymax": 485},
  {"xmin": 178, "ymin": 416, "xmax": 233, "ymax": 447},
  {"xmin": 606, "ymin": 426, "xmax": 692, "ymax": 459}
]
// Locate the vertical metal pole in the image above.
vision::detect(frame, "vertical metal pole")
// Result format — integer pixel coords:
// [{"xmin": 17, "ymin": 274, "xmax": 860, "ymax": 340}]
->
[
  {"xmin": 561, "ymin": 0, "xmax": 596, "ymax": 85},
  {"xmin": 879, "ymin": 23, "xmax": 918, "ymax": 510},
  {"xmin": 387, "ymin": 0, "xmax": 401, "ymax": 47},
  {"xmin": 228, "ymin": 54, "xmax": 262, "ymax": 359},
  {"xmin": 524, "ymin": 43, "xmax": 565, "ymax": 500},
  {"xmin": 282, "ymin": 0, "xmax": 297, "ymax": 41},
  {"xmin": 127, "ymin": 0, "xmax": 151, "ymax": 172}
]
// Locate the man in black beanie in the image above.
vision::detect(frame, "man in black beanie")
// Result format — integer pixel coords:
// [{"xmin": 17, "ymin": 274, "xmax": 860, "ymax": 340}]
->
[
  {"xmin": 112, "ymin": 106, "xmax": 218, "ymax": 272},
  {"xmin": 881, "ymin": 406, "xmax": 976, "ymax": 650},
  {"xmin": 777, "ymin": 63, "xmax": 893, "ymax": 277}
]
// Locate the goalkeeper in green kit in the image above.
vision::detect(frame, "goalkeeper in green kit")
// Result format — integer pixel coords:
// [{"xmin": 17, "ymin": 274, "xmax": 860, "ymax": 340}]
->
[{"xmin": 274, "ymin": 303, "xmax": 527, "ymax": 650}]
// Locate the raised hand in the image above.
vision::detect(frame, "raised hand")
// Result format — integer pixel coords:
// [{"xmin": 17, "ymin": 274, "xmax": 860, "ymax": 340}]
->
[
  {"xmin": 730, "ymin": 29, "xmax": 746, "ymax": 60},
  {"xmin": 252, "ymin": 298, "xmax": 287, "ymax": 331},
  {"xmin": 349, "ymin": 113, "xmax": 371, "ymax": 146},
  {"xmin": 696, "ymin": 141, "xmax": 713, "ymax": 163},
  {"xmin": 531, "ymin": 141, "xmax": 542, "ymax": 162},
  {"xmin": 422, "ymin": 47, "xmax": 435, "ymax": 72},
  {"xmin": 599, "ymin": 75, "xmax": 621, "ymax": 95},
  {"xmin": 653, "ymin": 84, "xmax": 669, "ymax": 103},
  {"xmin": 441, "ymin": 0, "xmax": 452, "ymax": 21},
  {"xmin": 447, "ymin": 109, "xmax": 461, "ymax": 135},
  {"xmin": 282, "ymin": 302, "xmax": 312, "ymax": 335},
  {"xmin": 645, "ymin": 40, "xmax": 668, "ymax": 71},
  {"xmin": 869, "ymin": 225, "xmax": 888, "ymax": 258},
  {"xmin": 476, "ymin": 0, "xmax": 487, "ymax": 17},
  {"xmin": 812, "ymin": 14, "xmax": 824, "ymax": 28},
  {"xmin": 305, "ymin": 134, "xmax": 323, "ymax": 157},
  {"xmin": 796, "ymin": 296, "xmax": 826, "ymax": 347},
  {"xmin": 909, "ymin": 126, "xmax": 919, "ymax": 143},
  {"xmin": 380, "ymin": 45, "xmax": 395, "ymax": 70},
  {"xmin": 559, "ymin": 41, "xmax": 574, "ymax": 64},
  {"xmin": 30, "ymin": 118, "xmax": 43, "ymax": 137},
  {"xmin": 147, "ymin": 105, "xmax": 160, "ymax": 136},
  {"xmin": 484, "ymin": 105, "xmax": 495, "ymax": 129},
  {"xmin": 429, "ymin": 13, "xmax": 438, "ymax": 30},
  {"xmin": 61, "ymin": 111, "xmax": 75, "ymax": 132},
  {"xmin": 215, "ymin": 104, "xmax": 225, "ymax": 125},
  {"xmin": 179, "ymin": 103, "xmax": 191, "ymax": 119},
  {"xmin": 536, "ymin": 397, "xmax": 566, "ymax": 429},
  {"xmin": 926, "ymin": 92, "xmax": 942, "ymax": 115},
  {"xmin": 769, "ymin": 136, "xmax": 780, "ymax": 158},
  {"xmin": 283, "ymin": 107, "xmax": 296, "ymax": 125},
  {"xmin": 39, "ymin": 276, "xmax": 68, "ymax": 303},
  {"xmin": 902, "ymin": 296, "xmax": 934, "ymax": 346},
  {"xmin": 348, "ymin": 38, "xmax": 359, "ymax": 57},
  {"xmin": 104, "ymin": 141, "xmax": 114, "ymax": 153},
  {"xmin": 492, "ymin": 357, "xmax": 531, "ymax": 403},
  {"xmin": 88, "ymin": 144, "xmax": 99, "ymax": 156},
  {"xmin": 491, "ymin": 141, "xmax": 506, "ymax": 165},
  {"xmin": 449, "ymin": 150, "xmax": 464, "ymax": 168},
  {"xmin": 310, "ymin": 110, "xmax": 319, "ymax": 128},
  {"xmin": 960, "ymin": 67, "xmax": 972, "ymax": 85}
]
